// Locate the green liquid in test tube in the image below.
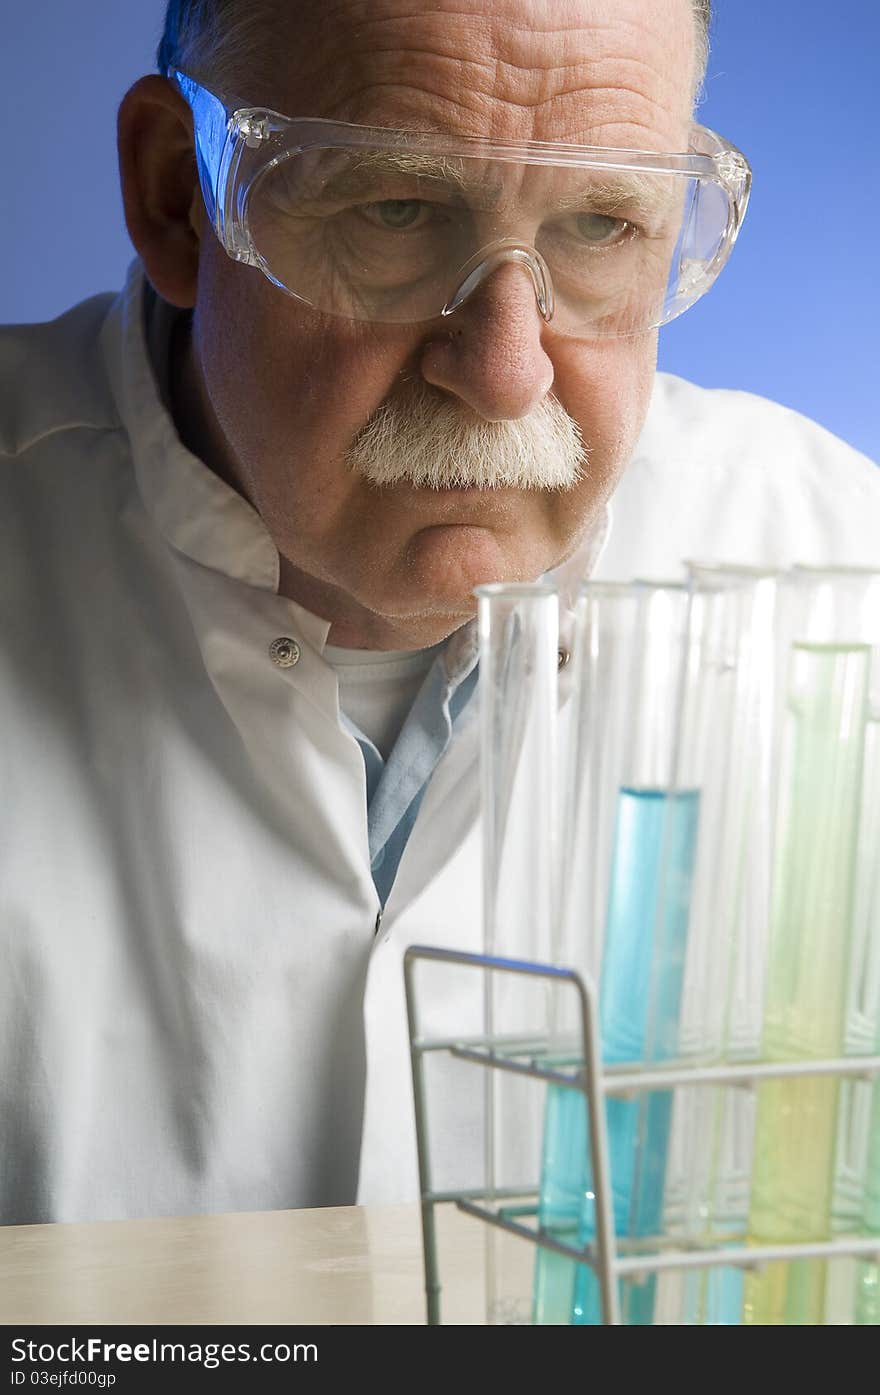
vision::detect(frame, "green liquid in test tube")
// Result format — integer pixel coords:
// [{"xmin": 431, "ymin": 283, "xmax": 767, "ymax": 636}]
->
[
  {"xmin": 745, "ymin": 643, "xmax": 870, "ymax": 1325},
  {"xmin": 856, "ymin": 1081, "xmax": 880, "ymax": 1323},
  {"xmin": 852, "ymin": 698, "xmax": 880, "ymax": 1325},
  {"xmin": 533, "ymin": 786, "xmax": 699, "ymax": 1324}
]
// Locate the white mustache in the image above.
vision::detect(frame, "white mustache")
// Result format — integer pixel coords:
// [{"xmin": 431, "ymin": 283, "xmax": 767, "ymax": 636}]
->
[{"xmin": 345, "ymin": 380, "xmax": 587, "ymax": 491}]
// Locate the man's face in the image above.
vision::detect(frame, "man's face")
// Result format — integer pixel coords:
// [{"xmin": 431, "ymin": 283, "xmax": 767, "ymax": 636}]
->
[{"xmin": 182, "ymin": 0, "xmax": 696, "ymax": 646}]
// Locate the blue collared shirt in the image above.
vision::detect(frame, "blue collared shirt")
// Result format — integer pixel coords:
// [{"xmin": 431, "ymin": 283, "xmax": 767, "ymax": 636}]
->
[{"xmin": 343, "ymin": 627, "xmax": 480, "ymax": 905}]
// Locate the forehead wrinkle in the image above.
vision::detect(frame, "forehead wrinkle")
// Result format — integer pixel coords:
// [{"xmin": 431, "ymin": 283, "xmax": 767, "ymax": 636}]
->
[
  {"xmin": 329, "ymin": 45, "xmax": 683, "ymax": 127},
  {"xmin": 486, "ymin": 12, "xmax": 695, "ymax": 114},
  {"xmin": 328, "ymin": 78, "xmax": 687, "ymax": 156},
  {"xmin": 266, "ymin": 3, "xmax": 694, "ymax": 143}
]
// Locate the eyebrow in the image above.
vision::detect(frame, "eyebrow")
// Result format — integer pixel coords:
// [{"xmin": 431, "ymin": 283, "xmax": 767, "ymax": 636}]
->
[
  {"xmin": 301, "ymin": 150, "xmax": 676, "ymax": 224},
  {"xmin": 305, "ymin": 151, "xmax": 510, "ymax": 216},
  {"xmin": 329, "ymin": 149, "xmax": 474, "ymax": 190},
  {"xmin": 550, "ymin": 174, "xmax": 675, "ymax": 223}
]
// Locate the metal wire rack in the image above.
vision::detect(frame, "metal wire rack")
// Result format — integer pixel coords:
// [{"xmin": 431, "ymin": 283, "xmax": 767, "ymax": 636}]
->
[{"xmin": 404, "ymin": 944, "xmax": 880, "ymax": 1325}]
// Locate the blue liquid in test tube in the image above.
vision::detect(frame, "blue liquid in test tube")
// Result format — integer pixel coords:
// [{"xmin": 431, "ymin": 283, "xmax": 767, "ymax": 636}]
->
[
  {"xmin": 534, "ymin": 787, "xmax": 699, "ymax": 1324},
  {"xmin": 532, "ymin": 1085, "xmax": 588, "ymax": 1323}
]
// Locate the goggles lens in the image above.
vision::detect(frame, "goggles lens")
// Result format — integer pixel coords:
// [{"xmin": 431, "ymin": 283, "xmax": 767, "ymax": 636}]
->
[
  {"xmin": 172, "ymin": 71, "xmax": 749, "ymax": 338},
  {"xmin": 247, "ymin": 147, "xmax": 734, "ymax": 335}
]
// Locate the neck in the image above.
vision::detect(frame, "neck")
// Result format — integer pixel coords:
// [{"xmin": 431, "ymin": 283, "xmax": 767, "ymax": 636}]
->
[
  {"xmin": 277, "ymin": 555, "xmax": 471, "ymax": 649},
  {"xmin": 170, "ymin": 313, "xmax": 252, "ymax": 501}
]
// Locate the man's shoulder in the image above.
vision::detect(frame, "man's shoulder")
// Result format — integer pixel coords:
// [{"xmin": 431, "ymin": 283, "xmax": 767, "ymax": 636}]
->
[
  {"xmin": 600, "ymin": 373, "xmax": 879, "ymax": 579},
  {"xmin": 0, "ymin": 291, "xmax": 122, "ymax": 460},
  {"xmin": 642, "ymin": 372, "xmax": 878, "ymax": 485}
]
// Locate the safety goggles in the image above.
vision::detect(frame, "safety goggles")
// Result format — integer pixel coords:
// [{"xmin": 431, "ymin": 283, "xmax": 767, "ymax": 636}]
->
[{"xmin": 171, "ymin": 68, "xmax": 751, "ymax": 339}]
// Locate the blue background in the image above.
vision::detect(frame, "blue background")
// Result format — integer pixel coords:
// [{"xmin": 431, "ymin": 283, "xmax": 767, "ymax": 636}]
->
[{"xmin": 2, "ymin": 2, "xmax": 877, "ymax": 460}]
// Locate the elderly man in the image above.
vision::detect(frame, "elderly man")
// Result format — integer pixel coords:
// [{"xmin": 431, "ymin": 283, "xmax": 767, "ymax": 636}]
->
[{"xmin": 1, "ymin": 0, "xmax": 877, "ymax": 1227}]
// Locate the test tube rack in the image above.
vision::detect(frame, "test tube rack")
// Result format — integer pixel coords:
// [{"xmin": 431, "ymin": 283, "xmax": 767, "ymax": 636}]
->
[{"xmin": 404, "ymin": 943, "xmax": 880, "ymax": 1326}]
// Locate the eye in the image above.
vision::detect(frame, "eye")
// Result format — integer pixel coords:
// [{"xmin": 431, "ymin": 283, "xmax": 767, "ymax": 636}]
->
[
  {"xmin": 359, "ymin": 200, "xmax": 431, "ymax": 230},
  {"xmin": 574, "ymin": 212, "xmax": 631, "ymax": 246}
]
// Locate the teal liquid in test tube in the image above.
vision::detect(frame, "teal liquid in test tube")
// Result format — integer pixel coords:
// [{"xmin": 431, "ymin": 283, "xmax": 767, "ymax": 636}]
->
[
  {"xmin": 533, "ymin": 787, "xmax": 699, "ymax": 1323},
  {"xmin": 533, "ymin": 581, "xmax": 700, "ymax": 1326},
  {"xmin": 533, "ymin": 1083, "xmax": 588, "ymax": 1322},
  {"xmin": 572, "ymin": 785, "xmax": 700, "ymax": 1324}
]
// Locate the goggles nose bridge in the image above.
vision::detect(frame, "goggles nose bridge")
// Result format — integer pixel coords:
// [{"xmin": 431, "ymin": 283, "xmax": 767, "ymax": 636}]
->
[{"xmin": 441, "ymin": 239, "xmax": 556, "ymax": 325}]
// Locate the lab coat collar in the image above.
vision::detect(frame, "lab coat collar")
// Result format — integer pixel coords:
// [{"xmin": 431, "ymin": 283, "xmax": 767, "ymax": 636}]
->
[{"xmin": 100, "ymin": 259, "xmax": 335, "ymax": 652}]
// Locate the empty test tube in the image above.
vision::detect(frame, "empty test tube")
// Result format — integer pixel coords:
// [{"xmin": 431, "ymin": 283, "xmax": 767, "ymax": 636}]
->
[
  {"xmin": 476, "ymin": 583, "xmax": 560, "ymax": 1325},
  {"xmin": 663, "ymin": 566, "xmax": 780, "ymax": 1325}
]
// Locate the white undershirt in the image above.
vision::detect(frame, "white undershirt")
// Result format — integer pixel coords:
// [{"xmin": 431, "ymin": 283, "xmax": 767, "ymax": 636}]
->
[{"xmin": 323, "ymin": 643, "xmax": 443, "ymax": 760}]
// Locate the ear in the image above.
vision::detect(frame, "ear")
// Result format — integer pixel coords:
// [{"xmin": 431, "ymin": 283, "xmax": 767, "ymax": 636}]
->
[{"xmin": 117, "ymin": 75, "xmax": 204, "ymax": 309}]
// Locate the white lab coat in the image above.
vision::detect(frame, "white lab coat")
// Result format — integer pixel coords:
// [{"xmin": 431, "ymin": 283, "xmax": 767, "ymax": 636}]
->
[{"xmin": 1, "ymin": 261, "xmax": 878, "ymax": 1224}]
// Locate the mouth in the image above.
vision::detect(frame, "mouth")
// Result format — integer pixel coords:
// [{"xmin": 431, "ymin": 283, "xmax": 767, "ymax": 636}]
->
[{"xmin": 387, "ymin": 480, "xmax": 527, "ymax": 515}]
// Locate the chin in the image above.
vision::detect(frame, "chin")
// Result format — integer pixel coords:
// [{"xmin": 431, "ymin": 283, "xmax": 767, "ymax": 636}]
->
[{"xmin": 399, "ymin": 524, "xmax": 548, "ymax": 606}]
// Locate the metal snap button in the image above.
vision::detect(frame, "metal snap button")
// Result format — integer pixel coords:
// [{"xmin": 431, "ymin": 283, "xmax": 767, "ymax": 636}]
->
[{"xmin": 269, "ymin": 637, "xmax": 301, "ymax": 668}]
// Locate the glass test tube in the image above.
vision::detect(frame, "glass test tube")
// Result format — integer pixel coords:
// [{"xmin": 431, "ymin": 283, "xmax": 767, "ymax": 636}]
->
[
  {"xmin": 790, "ymin": 570, "xmax": 880, "ymax": 1326},
  {"xmin": 744, "ymin": 567, "xmax": 879, "ymax": 1325},
  {"xmin": 533, "ymin": 581, "xmax": 698, "ymax": 1325},
  {"xmin": 476, "ymin": 583, "xmax": 559, "ymax": 1325},
  {"xmin": 530, "ymin": 581, "xmax": 633, "ymax": 1325},
  {"xmin": 658, "ymin": 565, "xmax": 780, "ymax": 1326},
  {"xmin": 858, "ymin": 1083, "xmax": 880, "ymax": 1323}
]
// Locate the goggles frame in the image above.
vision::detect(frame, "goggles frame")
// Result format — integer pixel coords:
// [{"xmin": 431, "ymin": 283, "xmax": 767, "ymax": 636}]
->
[{"xmin": 170, "ymin": 67, "xmax": 752, "ymax": 335}]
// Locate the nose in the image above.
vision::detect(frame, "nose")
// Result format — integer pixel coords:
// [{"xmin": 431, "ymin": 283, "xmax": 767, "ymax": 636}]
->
[{"xmin": 419, "ymin": 259, "xmax": 556, "ymax": 421}]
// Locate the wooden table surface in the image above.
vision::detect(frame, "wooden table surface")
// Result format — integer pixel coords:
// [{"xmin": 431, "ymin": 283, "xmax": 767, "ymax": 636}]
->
[{"xmin": 0, "ymin": 1202, "xmax": 488, "ymax": 1325}]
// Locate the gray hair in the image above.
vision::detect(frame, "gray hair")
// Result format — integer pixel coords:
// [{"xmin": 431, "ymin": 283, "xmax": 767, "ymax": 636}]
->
[
  {"xmin": 157, "ymin": 1, "xmax": 278, "ymax": 93},
  {"xmin": 158, "ymin": 1, "xmax": 712, "ymax": 102},
  {"xmin": 693, "ymin": 0, "xmax": 712, "ymax": 95}
]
